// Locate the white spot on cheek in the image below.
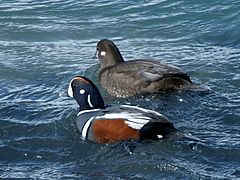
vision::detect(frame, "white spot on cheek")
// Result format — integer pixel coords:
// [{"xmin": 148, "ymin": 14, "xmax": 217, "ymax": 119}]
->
[
  {"xmin": 80, "ymin": 89, "xmax": 85, "ymax": 94},
  {"xmin": 100, "ymin": 51, "xmax": 106, "ymax": 56}
]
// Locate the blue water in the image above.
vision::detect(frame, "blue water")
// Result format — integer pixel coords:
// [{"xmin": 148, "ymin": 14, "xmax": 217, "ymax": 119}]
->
[{"xmin": 0, "ymin": 0, "xmax": 240, "ymax": 179}]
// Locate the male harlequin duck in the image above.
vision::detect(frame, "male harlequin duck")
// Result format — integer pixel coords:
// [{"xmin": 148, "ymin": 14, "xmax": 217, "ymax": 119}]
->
[
  {"xmin": 95, "ymin": 39, "xmax": 209, "ymax": 98},
  {"xmin": 68, "ymin": 76, "xmax": 191, "ymax": 143}
]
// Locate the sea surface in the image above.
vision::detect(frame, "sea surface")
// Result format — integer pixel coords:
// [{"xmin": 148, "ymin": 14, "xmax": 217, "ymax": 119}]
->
[{"xmin": 0, "ymin": 0, "xmax": 240, "ymax": 179}]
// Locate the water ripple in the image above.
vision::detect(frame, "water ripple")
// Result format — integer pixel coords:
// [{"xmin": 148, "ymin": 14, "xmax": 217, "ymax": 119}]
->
[{"xmin": 0, "ymin": 0, "xmax": 240, "ymax": 179}]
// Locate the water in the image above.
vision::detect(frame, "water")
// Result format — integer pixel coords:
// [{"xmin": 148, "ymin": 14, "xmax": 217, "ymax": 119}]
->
[{"xmin": 0, "ymin": 0, "xmax": 239, "ymax": 179}]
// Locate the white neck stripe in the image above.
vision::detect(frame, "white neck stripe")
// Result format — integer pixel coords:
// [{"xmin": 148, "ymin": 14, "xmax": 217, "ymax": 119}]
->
[{"xmin": 77, "ymin": 109, "xmax": 101, "ymax": 116}]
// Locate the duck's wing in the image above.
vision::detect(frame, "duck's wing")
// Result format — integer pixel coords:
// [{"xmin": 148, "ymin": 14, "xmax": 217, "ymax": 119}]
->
[
  {"xmin": 105, "ymin": 59, "xmax": 191, "ymax": 82},
  {"xmin": 146, "ymin": 59, "xmax": 191, "ymax": 80},
  {"xmin": 99, "ymin": 59, "xmax": 192, "ymax": 96},
  {"xmin": 131, "ymin": 59, "xmax": 191, "ymax": 82},
  {"xmin": 95, "ymin": 104, "xmax": 171, "ymax": 129},
  {"xmin": 91, "ymin": 105, "xmax": 177, "ymax": 141}
]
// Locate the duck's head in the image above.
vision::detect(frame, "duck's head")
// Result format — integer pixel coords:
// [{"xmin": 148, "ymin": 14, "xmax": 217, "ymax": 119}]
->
[
  {"xmin": 95, "ymin": 39, "xmax": 124, "ymax": 68},
  {"xmin": 68, "ymin": 76, "xmax": 105, "ymax": 111}
]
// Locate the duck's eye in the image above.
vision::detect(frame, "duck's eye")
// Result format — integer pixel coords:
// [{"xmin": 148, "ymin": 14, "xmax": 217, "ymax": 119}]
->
[
  {"xmin": 79, "ymin": 89, "xmax": 85, "ymax": 94},
  {"xmin": 100, "ymin": 51, "xmax": 106, "ymax": 56}
]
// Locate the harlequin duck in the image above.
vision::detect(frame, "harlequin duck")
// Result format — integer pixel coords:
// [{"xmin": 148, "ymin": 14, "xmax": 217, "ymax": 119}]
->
[
  {"xmin": 68, "ymin": 76, "xmax": 193, "ymax": 143},
  {"xmin": 95, "ymin": 39, "xmax": 209, "ymax": 98}
]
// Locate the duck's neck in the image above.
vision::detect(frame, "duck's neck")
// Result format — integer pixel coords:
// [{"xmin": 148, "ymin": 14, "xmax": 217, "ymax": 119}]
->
[
  {"xmin": 101, "ymin": 45, "xmax": 125, "ymax": 69},
  {"xmin": 76, "ymin": 89, "xmax": 105, "ymax": 112},
  {"xmin": 111, "ymin": 45, "xmax": 125, "ymax": 64},
  {"xmin": 78, "ymin": 100, "xmax": 105, "ymax": 112}
]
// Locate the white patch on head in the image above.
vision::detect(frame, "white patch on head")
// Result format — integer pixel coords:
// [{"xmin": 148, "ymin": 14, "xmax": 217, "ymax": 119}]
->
[
  {"xmin": 100, "ymin": 51, "xmax": 106, "ymax": 56},
  {"xmin": 67, "ymin": 78, "xmax": 74, "ymax": 97},
  {"xmin": 87, "ymin": 94, "xmax": 94, "ymax": 108},
  {"xmin": 82, "ymin": 117, "xmax": 95, "ymax": 140},
  {"xmin": 80, "ymin": 89, "xmax": 85, "ymax": 94},
  {"xmin": 157, "ymin": 135, "xmax": 163, "ymax": 139}
]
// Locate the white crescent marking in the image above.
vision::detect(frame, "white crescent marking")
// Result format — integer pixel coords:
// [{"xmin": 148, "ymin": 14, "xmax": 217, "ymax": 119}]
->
[
  {"xmin": 67, "ymin": 79, "xmax": 74, "ymax": 97},
  {"xmin": 87, "ymin": 94, "xmax": 94, "ymax": 108},
  {"xmin": 82, "ymin": 117, "xmax": 95, "ymax": 140}
]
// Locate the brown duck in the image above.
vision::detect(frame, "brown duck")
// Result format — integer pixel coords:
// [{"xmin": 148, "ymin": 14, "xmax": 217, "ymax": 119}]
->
[{"xmin": 95, "ymin": 39, "xmax": 209, "ymax": 98}]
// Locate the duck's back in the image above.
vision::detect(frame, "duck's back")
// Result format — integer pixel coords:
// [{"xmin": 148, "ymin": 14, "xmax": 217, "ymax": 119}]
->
[
  {"xmin": 76, "ymin": 105, "xmax": 178, "ymax": 143},
  {"xmin": 99, "ymin": 59, "xmax": 194, "ymax": 97}
]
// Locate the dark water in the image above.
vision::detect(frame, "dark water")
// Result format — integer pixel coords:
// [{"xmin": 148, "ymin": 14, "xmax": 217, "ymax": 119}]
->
[{"xmin": 0, "ymin": 0, "xmax": 240, "ymax": 179}]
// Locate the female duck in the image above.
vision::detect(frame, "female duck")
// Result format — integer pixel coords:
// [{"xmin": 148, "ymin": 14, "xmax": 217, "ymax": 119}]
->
[{"xmin": 95, "ymin": 39, "xmax": 208, "ymax": 98}]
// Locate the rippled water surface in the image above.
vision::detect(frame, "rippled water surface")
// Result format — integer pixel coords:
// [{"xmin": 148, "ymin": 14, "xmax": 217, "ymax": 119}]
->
[{"xmin": 0, "ymin": 0, "xmax": 240, "ymax": 179}]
